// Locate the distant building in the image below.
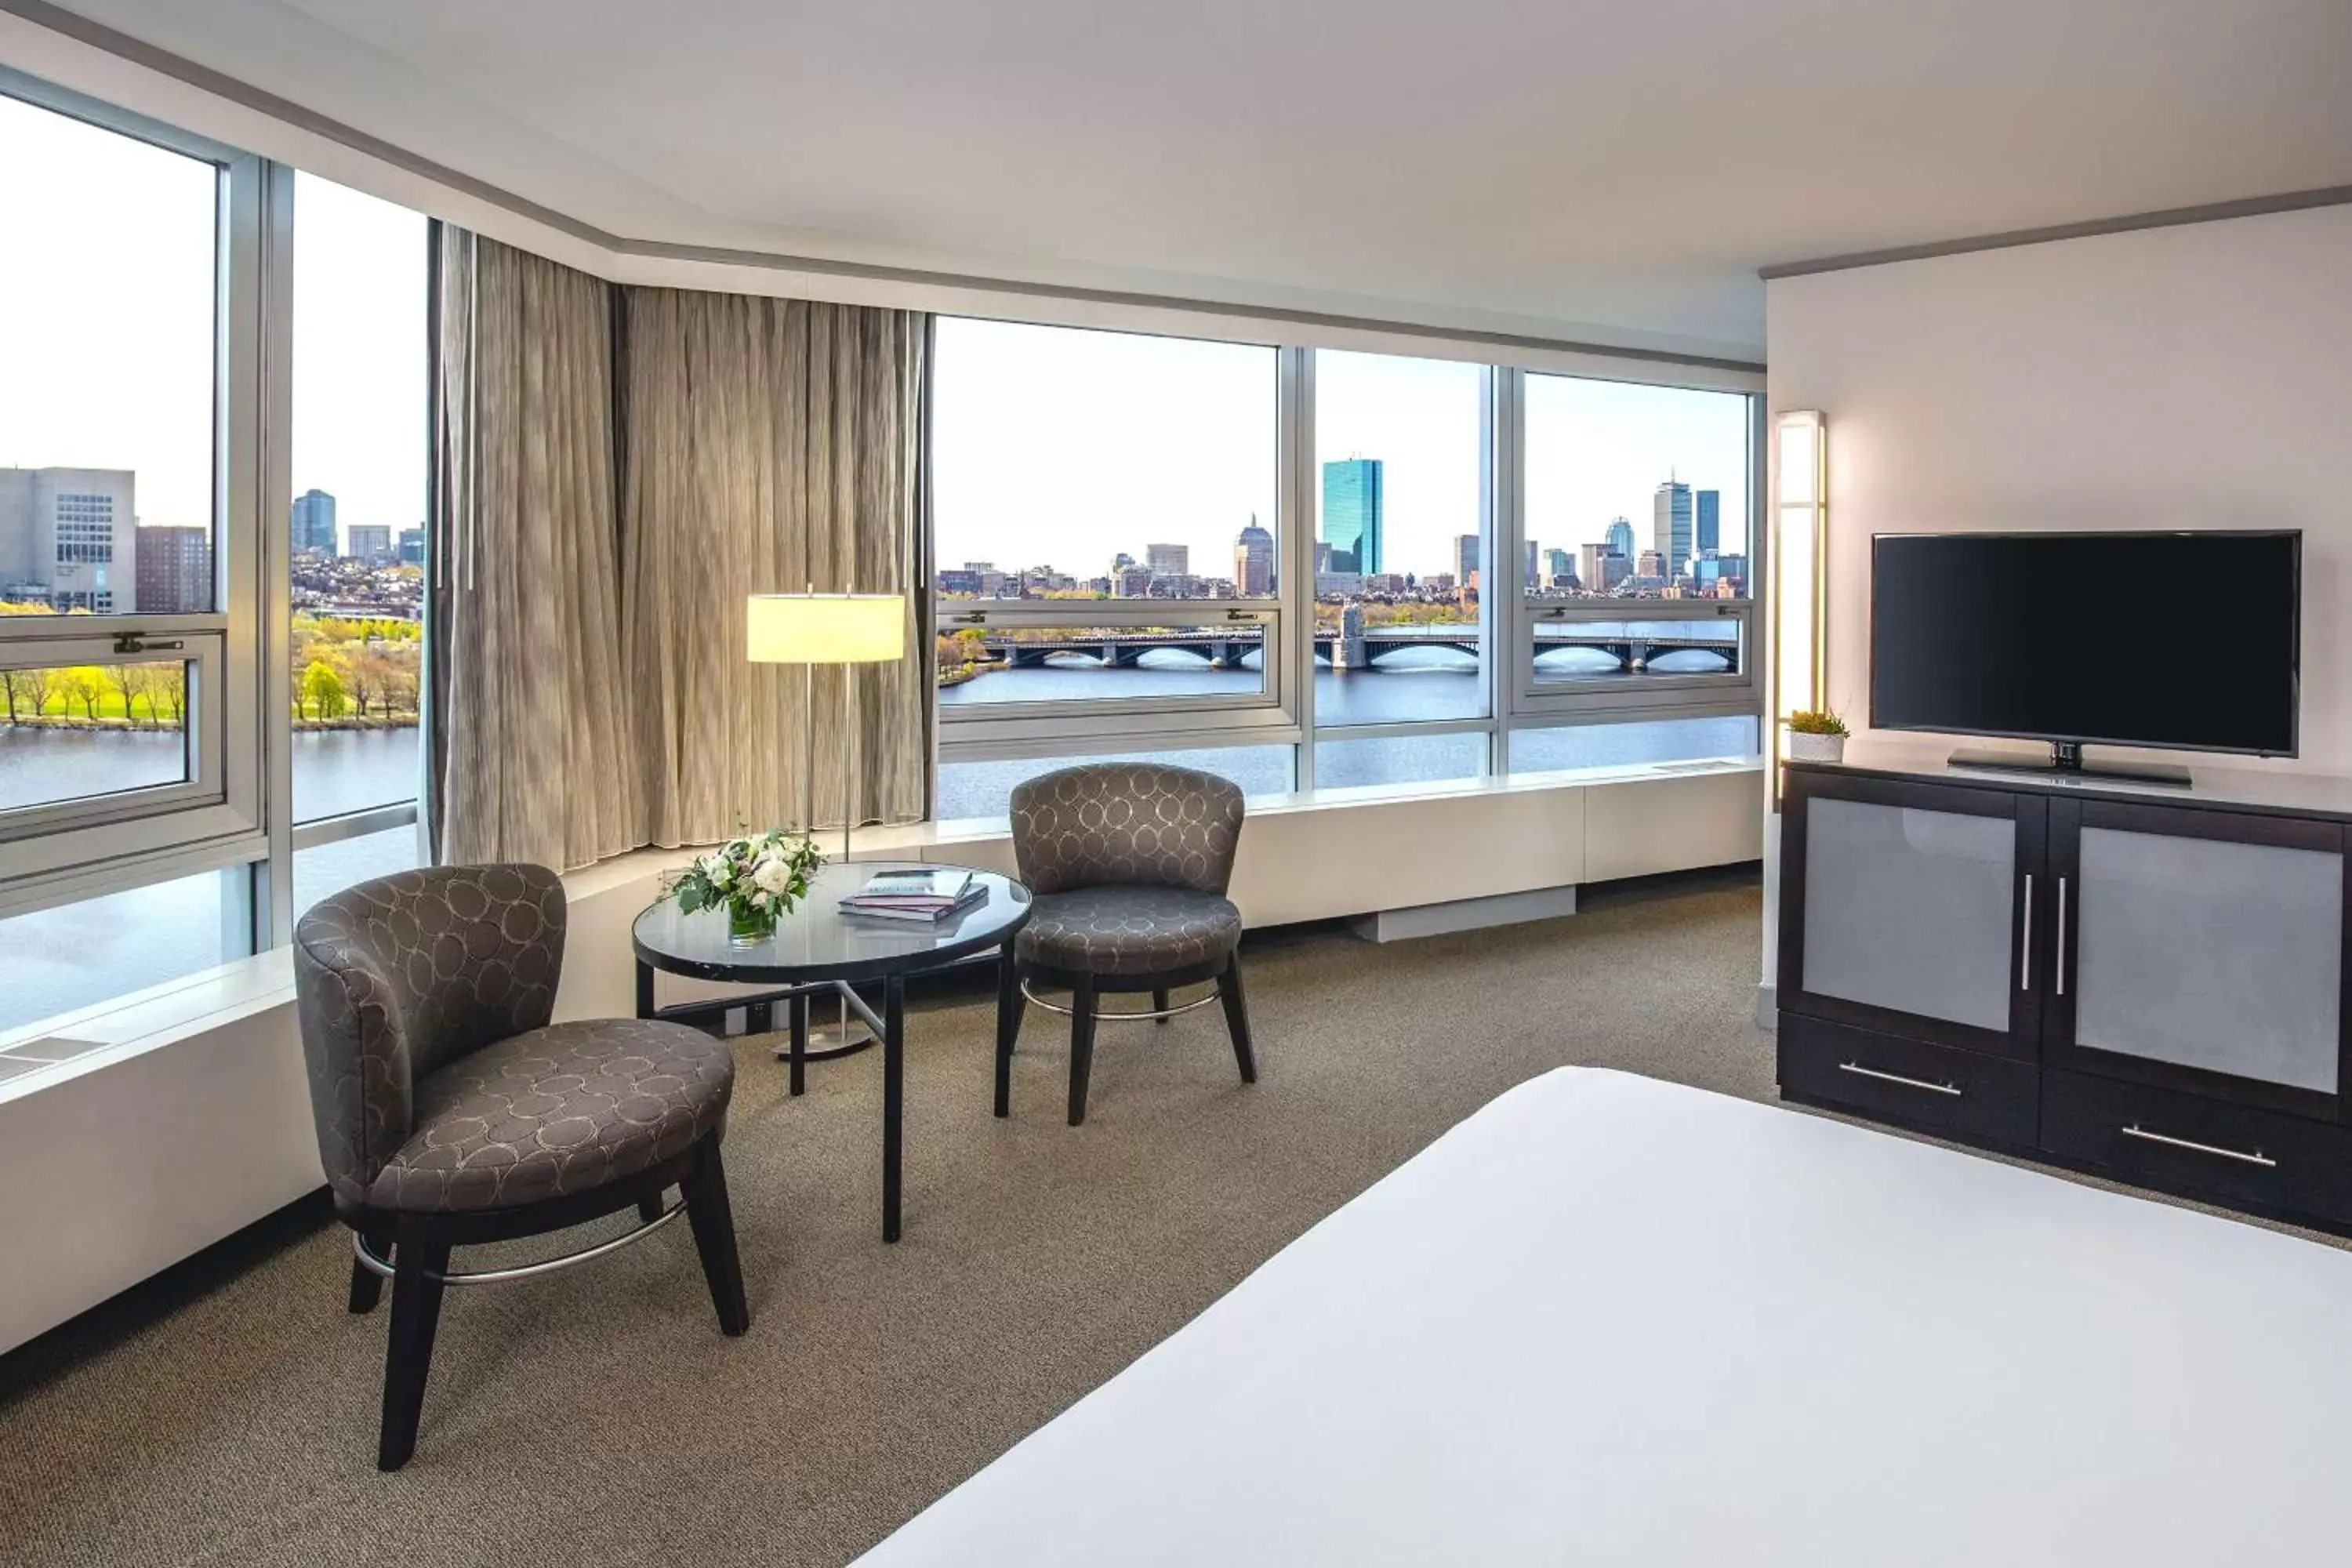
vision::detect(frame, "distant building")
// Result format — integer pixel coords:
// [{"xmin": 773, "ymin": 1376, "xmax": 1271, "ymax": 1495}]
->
[
  {"xmin": 345, "ymin": 524, "xmax": 393, "ymax": 564},
  {"xmin": 0, "ymin": 466, "xmax": 138, "ymax": 612},
  {"xmin": 1579, "ymin": 543, "xmax": 1608, "ymax": 590},
  {"xmin": 1313, "ymin": 570, "xmax": 1363, "ymax": 597},
  {"xmin": 397, "ymin": 527, "xmax": 425, "ymax": 567},
  {"xmin": 135, "ymin": 526, "xmax": 212, "ymax": 614},
  {"xmin": 1363, "ymin": 572, "xmax": 1406, "ymax": 594},
  {"xmin": 1232, "ymin": 517, "xmax": 1275, "ymax": 597},
  {"xmin": 1112, "ymin": 567, "xmax": 1152, "ymax": 597},
  {"xmin": 1696, "ymin": 490, "xmax": 1721, "ymax": 555},
  {"xmin": 1522, "ymin": 539, "xmax": 1540, "ymax": 588},
  {"xmin": 937, "ymin": 568, "xmax": 982, "ymax": 595},
  {"xmin": 1454, "ymin": 533, "xmax": 1479, "ymax": 587},
  {"xmin": 1145, "ymin": 543, "xmax": 1189, "ymax": 579},
  {"xmin": 1544, "ymin": 547, "xmax": 1571, "ymax": 581},
  {"xmin": 1425, "ymin": 573, "xmax": 1456, "ymax": 593},
  {"xmin": 1313, "ymin": 542, "xmax": 1334, "ymax": 575},
  {"xmin": 1653, "ymin": 481, "xmax": 1694, "ymax": 583},
  {"xmin": 291, "ymin": 488, "xmax": 338, "ymax": 555},
  {"xmin": 1321, "ymin": 458, "xmax": 1384, "ymax": 576},
  {"xmin": 1606, "ymin": 517, "xmax": 1635, "ymax": 561},
  {"xmin": 1638, "ymin": 548, "xmax": 1667, "ymax": 579}
]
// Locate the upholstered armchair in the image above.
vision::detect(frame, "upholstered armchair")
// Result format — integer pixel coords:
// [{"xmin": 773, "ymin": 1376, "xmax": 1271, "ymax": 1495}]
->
[
  {"xmin": 998, "ymin": 764, "xmax": 1258, "ymax": 1125},
  {"xmin": 293, "ymin": 864, "xmax": 748, "ymax": 1470}
]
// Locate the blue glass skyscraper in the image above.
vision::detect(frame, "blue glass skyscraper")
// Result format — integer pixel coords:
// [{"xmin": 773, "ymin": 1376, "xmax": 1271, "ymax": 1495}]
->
[
  {"xmin": 290, "ymin": 488, "xmax": 338, "ymax": 555},
  {"xmin": 1653, "ymin": 480, "xmax": 1693, "ymax": 582},
  {"xmin": 1696, "ymin": 489, "xmax": 1720, "ymax": 555},
  {"xmin": 1321, "ymin": 459, "xmax": 1383, "ymax": 575}
]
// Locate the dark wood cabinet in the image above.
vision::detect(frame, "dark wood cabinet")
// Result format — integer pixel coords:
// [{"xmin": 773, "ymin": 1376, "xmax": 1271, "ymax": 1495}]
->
[{"xmin": 1779, "ymin": 759, "xmax": 2352, "ymax": 1234}]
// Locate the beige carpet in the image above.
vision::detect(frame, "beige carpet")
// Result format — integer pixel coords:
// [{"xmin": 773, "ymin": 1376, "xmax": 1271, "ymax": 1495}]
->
[{"xmin": 0, "ymin": 874, "xmax": 2330, "ymax": 1566}]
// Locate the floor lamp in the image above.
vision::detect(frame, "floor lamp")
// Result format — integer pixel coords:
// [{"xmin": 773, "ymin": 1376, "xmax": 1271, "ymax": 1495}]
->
[{"xmin": 747, "ymin": 589, "xmax": 909, "ymax": 1047}]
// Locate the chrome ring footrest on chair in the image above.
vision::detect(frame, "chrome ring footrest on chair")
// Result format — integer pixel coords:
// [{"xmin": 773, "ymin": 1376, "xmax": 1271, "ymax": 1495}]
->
[{"xmin": 350, "ymin": 1199, "xmax": 688, "ymax": 1287}]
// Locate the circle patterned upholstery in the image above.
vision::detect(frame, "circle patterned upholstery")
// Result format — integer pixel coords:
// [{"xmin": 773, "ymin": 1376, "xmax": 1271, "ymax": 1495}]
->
[
  {"xmin": 1009, "ymin": 763, "xmax": 1245, "ymax": 898},
  {"xmin": 367, "ymin": 1018, "xmax": 732, "ymax": 1213},
  {"xmin": 1015, "ymin": 885, "xmax": 1244, "ymax": 977}
]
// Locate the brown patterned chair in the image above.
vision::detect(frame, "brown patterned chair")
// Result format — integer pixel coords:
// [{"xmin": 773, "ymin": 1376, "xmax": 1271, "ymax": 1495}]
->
[
  {"xmin": 293, "ymin": 864, "xmax": 749, "ymax": 1471},
  {"xmin": 999, "ymin": 763, "xmax": 1258, "ymax": 1125}
]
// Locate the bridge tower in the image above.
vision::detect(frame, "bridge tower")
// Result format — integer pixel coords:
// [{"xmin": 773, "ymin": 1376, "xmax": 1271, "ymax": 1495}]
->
[{"xmin": 1335, "ymin": 601, "xmax": 1368, "ymax": 671}]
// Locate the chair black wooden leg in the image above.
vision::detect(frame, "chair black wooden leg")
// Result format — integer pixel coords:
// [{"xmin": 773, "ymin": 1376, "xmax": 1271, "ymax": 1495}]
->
[
  {"xmin": 1067, "ymin": 978, "xmax": 1099, "ymax": 1126},
  {"xmin": 995, "ymin": 943, "xmax": 1024, "ymax": 1118},
  {"xmin": 1152, "ymin": 987, "xmax": 1171, "ymax": 1024},
  {"xmin": 347, "ymin": 1221, "xmax": 391, "ymax": 1315},
  {"xmin": 1221, "ymin": 951, "xmax": 1258, "ymax": 1085},
  {"xmin": 378, "ymin": 1221, "xmax": 452, "ymax": 1471},
  {"xmin": 681, "ymin": 1138, "xmax": 751, "ymax": 1336},
  {"xmin": 637, "ymin": 1194, "xmax": 666, "ymax": 1225}
]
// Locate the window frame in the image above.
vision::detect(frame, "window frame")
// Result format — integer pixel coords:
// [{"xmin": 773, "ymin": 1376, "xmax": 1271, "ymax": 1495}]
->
[{"xmin": 0, "ymin": 71, "xmax": 274, "ymax": 927}]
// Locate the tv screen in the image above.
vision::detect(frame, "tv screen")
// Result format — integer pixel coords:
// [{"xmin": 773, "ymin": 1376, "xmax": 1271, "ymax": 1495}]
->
[{"xmin": 1871, "ymin": 531, "xmax": 2299, "ymax": 757}]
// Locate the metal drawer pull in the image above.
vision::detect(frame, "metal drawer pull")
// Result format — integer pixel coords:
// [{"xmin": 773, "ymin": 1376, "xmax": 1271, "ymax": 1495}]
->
[
  {"xmin": 2020, "ymin": 873, "xmax": 2033, "ymax": 992},
  {"xmin": 2119, "ymin": 1124, "xmax": 2276, "ymax": 1168},
  {"xmin": 2056, "ymin": 876, "xmax": 2069, "ymax": 996},
  {"xmin": 1838, "ymin": 1062, "xmax": 1962, "ymax": 1097}
]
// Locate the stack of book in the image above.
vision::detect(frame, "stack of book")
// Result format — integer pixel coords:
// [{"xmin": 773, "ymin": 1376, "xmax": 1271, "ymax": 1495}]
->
[{"xmin": 839, "ymin": 868, "xmax": 987, "ymax": 923}]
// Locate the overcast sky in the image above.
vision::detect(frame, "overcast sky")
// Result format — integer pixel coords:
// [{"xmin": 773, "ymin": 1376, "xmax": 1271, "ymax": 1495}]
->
[
  {"xmin": 933, "ymin": 323, "xmax": 1751, "ymax": 582},
  {"xmin": 1, "ymin": 94, "xmax": 426, "ymax": 544}
]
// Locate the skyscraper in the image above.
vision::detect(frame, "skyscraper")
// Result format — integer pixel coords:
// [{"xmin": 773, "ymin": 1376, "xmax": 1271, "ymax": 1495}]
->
[
  {"xmin": 291, "ymin": 488, "xmax": 337, "ymax": 555},
  {"xmin": 1232, "ymin": 517, "xmax": 1275, "ymax": 597},
  {"xmin": 135, "ymin": 526, "xmax": 212, "ymax": 615},
  {"xmin": 1653, "ymin": 481, "xmax": 1693, "ymax": 583},
  {"xmin": 398, "ymin": 527, "xmax": 426, "ymax": 567},
  {"xmin": 1695, "ymin": 490, "xmax": 1721, "ymax": 556},
  {"xmin": 1321, "ymin": 458, "xmax": 1383, "ymax": 576},
  {"xmin": 1544, "ymin": 547, "xmax": 1571, "ymax": 583},
  {"xmin": 1145, "ymin": 543, "xmax": 1189, "ymax": 580},
  {"xmin": 1522, "ymin": 539, "xmax": 1539, "ymax": 587},
  {"xmin": 1606, "ymin": 517, "xmax": 1635, "ymax": 561},
  {"xmin": 1454, "ymin": 533, "xmax": 1478, "ymax": 587},
  {"xmin": 346, "ymin": 524, "xmax": 393, "ymax": 564}
]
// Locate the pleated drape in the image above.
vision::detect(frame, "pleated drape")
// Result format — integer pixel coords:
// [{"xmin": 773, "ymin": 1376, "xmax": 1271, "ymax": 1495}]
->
[
  {"xmin": 428, "ymin": 230, "xmax": 641, "ymax": 869},
  {"xmin": 619, "ymin": 290, "xmax": 929, "ymax": 848}
]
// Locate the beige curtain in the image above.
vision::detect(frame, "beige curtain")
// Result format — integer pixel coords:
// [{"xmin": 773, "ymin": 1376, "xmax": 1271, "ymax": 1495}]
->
[
  {"xmin": 620, "ymin": 291, "xmax": 929, "ymax": 848},
  {"xmin": 429, "ymin": 229, "xmax": 641, "ymax": 869}
]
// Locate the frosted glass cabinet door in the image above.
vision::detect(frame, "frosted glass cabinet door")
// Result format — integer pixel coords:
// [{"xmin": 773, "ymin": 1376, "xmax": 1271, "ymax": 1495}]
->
[
  {"xmin": 1798, "ymin": 794, "xmax": 2022, "ymax": 1036},
  {"xmin": 2066, "ymin": 820, "xmax": 2344, "ymax": 1098}
]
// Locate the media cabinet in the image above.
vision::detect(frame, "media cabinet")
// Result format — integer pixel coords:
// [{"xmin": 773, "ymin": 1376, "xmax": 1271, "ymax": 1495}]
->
[{"xmin": 1778, "ymin": 748, "xmax": 2352, "ymax": 1233}]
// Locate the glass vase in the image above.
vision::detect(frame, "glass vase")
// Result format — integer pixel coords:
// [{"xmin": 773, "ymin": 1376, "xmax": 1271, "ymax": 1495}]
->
[{"xmin": 727, "ymin": 901, "xmax": 777, "ymax": 947}]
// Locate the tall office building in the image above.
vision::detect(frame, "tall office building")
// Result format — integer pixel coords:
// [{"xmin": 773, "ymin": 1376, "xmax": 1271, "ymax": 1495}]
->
[
  {"xmin": 1522, "ymin": 539, "xmax": 1540, "ymax": 587},
  {"xmin": 0, "ymin": 467, "xmax": 139, "ymax": 612},
  {"xmin": 1145, "ymin": 543, "xmax": 1189, "ymax": 579},
  {"xmin": 1606, "ymin": 516, "xmax": 1635, "ymax": 561},
  {"xmin": 1321, "ymin": 458, "xmax": 1383, "ymax": 576},
  {"xmin": 1454, "ymin": 533, "xmax": 1478, "ymax": 588},
  {"xmin": 1544, "ymin": 547, "xmax": 1571, "ymax": 583},
  {"xmin": 134, "ymin": 526, "xmax": 212, "ymax": 614},
  {"xmin": 1695, "ymin": 489, "xmax": 1721, "ymax": 555},
  {"xmin": 397, "ymin": 527, "xmax": 426, "ymax": 567},
  {"xmin": 1653, "ymin": 480, "xmax": 1694, "ymax": 583},
  {"xmin": 346, "ymin": 524, "xmax": 393, "ymax": 564},
  {"xmin": 1232, "ymin": 517, "xmax": 1275, "ymax": 597},
  {"xmin": 291, "ymin": 488, "xmax": 338, "ymax": 555}
]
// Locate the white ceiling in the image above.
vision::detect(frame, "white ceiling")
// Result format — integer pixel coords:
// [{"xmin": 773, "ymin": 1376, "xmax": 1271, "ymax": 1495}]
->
[{"xmin": 39, "ymin": 0, "xmax": 2352, "ymax": 358}]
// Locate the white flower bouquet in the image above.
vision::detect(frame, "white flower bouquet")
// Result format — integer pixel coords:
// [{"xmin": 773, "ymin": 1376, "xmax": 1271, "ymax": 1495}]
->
[{"xmin": 671, "ymin": 828, "xmax": 825, "ymax": 941}]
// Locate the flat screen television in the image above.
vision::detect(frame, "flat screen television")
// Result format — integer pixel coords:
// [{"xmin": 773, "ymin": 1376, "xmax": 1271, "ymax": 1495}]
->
[{"xmin": 1871, "ymin": 530, "xmax": 2299, "ymax": 775}]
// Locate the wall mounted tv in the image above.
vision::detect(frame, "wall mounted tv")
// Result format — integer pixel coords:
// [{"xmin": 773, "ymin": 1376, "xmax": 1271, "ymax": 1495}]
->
[{"xmin": 1870, "ymin": 530, "xmax": 2299, "ymax": 779}]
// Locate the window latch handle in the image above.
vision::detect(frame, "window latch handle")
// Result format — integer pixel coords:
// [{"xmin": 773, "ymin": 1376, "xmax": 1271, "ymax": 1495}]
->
[{"xmin": 112, "ymin": 633, "xmax": 183, "ymax": 655}]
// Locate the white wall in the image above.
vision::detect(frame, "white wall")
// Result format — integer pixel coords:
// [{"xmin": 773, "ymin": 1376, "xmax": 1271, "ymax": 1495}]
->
[{"xmin": 1767, "ymin": 202, "xmax": 2352, "ymax": 774}]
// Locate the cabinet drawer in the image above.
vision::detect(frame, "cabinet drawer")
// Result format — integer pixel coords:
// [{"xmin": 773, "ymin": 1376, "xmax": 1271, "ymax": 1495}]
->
[
  {"xmin": 2042, "ymin": 1069, "xmax": 2352, "ymax": 1226},
  {"xmin": 1779, "ymin": 1014, "xmax": 2038, "ymax": 1148}
]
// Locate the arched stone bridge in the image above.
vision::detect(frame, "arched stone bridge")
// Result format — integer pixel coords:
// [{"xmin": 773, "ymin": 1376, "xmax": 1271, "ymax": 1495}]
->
[{"xmin": 972, "ymin": 626, "xmax": 1739, "ymax": 673}]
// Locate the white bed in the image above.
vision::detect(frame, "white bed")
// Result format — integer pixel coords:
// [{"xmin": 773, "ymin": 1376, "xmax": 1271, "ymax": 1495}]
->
[{"xmin": 856, "ymin": 1067, "xmax": 2352, "ymax": 1566}]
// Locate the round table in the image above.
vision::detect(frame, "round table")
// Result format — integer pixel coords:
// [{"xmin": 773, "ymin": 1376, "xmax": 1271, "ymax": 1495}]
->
[{"xmin": 632, "ymin": 860, "xmax": 1031, "ymax": 1242}]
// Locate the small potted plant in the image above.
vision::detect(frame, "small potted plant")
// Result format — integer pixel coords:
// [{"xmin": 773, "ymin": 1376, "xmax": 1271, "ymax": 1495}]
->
[
  {"xmin": 670, "ymin": 829, "xmax": 826, "ymax": 946},
  {"xmin": 1785, "ymin": 710, "xmax": 1850, "ymax": 764}
]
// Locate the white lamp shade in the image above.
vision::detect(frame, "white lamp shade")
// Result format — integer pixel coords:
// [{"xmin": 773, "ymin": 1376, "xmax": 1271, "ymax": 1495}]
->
[{"xmin": 746, "ymin": 593, "xmax": 906, "ymax": 664}]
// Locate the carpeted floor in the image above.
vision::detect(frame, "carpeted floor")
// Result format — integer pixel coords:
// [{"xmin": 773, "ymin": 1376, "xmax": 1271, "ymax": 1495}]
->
[{"xmin": 0, "ymin": 873, "xmax": 2332, "ymax": 1566}]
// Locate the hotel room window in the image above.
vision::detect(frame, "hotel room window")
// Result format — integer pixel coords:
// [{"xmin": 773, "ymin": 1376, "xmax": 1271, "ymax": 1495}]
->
[
  {"xmin": 1509, "ymin": 372, "xmax": 1760, "ymax": 767},
  {"xmin": 0, "ymin": 82, "xmax": 269, "ymax": 1025},
  {"xmin": 286, "ymin": 172, "xmax": 430, "ymax": 913},
  {"xmin": 930, "ymin": 317, "xmax": 1292, "ymax": 817}
]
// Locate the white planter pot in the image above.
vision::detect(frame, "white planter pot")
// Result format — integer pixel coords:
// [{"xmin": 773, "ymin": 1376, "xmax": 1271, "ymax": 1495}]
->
[{"xmin": 1786, "ymin": 731, "xmax": 1846, "ymax": 764}]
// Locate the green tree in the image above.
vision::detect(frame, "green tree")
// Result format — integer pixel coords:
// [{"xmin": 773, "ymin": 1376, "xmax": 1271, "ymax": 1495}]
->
[
  {"xmin": 302, "ymin": 659, "xmax": 347, "ymax": 721},
  {"xmin": 58, "ymin": 667, "xmax": 103, "ymax": 720}
]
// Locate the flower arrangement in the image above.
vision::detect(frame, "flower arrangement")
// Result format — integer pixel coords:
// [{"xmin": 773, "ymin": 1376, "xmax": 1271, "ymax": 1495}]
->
[{"xmin": 671, "ymin": 829, "xmax": 825, "ymax": 942}]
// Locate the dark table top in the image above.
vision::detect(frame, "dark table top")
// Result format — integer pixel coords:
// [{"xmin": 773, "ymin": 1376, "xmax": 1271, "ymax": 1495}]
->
[{"xmin": 631, "ymin": 860, "xmax": 1031, "ymax": 984}]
